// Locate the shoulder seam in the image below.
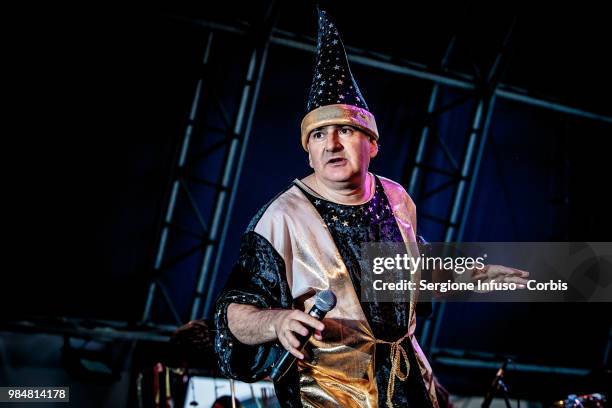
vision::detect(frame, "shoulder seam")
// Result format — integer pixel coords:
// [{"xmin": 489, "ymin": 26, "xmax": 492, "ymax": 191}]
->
[{"xmin": 246, "ymin": 183, "xmax": 296, "ymax": 232}]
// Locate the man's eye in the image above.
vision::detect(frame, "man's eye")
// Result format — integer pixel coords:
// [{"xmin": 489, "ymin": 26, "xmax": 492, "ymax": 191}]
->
[
  {"xmin": 340, "ymin": 127, "xmax": 353, "ymax": 134},
  {"xmin": 312, "ymin": 132, "xmax": 323, "ymax": 139}
]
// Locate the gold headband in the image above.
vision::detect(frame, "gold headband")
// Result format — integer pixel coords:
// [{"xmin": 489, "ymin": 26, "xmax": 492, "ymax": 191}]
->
[{"xmin": 300, "ymin": 104, "xmax": 379, "ymax": 151}]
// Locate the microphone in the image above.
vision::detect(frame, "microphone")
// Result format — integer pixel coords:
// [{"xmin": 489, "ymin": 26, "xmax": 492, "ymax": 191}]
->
[
  {"xmin": 481, "ymin": 358, "xmax": 510, "ymax": 408},
  {"xmin": 269, "ymin": 290, "xmax": 336, "ymax": 382}
]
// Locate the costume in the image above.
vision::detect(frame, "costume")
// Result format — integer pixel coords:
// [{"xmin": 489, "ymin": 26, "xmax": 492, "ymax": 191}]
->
[
  {"xmin": 214, "ymin": 175, "xmax": 439, "ymax": 407},
  {"xmin": 214, "ymin": 7, "xmax": 439, "ymax": 408}
]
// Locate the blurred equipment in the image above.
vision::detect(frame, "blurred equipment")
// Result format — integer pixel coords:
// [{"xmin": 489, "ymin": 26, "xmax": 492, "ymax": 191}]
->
[
  {"xmin": 184, "ymin": 376, "xmax": 278, "ymax": 408},
  {"xmin": 136, "ymin": 363, "xmax": 189, "ymax": 408},
  {"xmin": 482, "ymin": 358, "xmax": 512, "ymax": 408},
  {"xmin": 550, "ymin": 393, "xmax": 607, "ymax": 408}
]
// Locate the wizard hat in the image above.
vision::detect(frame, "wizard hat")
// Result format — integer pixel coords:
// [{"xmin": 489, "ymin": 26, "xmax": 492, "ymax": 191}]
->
[{"xmin": 300, "ymin": 7, "xmax": 379, "ymax": 151}]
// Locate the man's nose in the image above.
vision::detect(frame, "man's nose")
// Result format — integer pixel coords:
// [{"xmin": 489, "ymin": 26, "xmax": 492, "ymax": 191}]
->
[{"xmin": 325, "ymin": 130, "xmax": 343, "ymax": 151}]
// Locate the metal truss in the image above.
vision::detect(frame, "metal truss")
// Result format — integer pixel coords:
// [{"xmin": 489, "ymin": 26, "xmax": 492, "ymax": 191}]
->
[
  {"xmin": 1, "ymin": 318, "xmax": 176, "ymax": 343},
  {"xmin": 412, "ymin": 16, "xmax": 516, "ymax": 359},
  {"xmin": 180, "ymin": 13, "xmax": 611, "ymax": 321},
  {"xmin": 180, "ymin": 15, "xmax": 611, "ymax": 125},
  {"xmin": 7, "ymin": 8, "xmax": 609, "ymax": 385},
  {"xmin": 142, "ymin": 3, "xmax": 279, "ymax": 325}
]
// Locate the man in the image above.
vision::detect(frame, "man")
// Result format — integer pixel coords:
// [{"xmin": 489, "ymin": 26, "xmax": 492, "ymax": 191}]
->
[{"xmin": 214, "ymin": 8, "xmax": 528, "ymax": 408}]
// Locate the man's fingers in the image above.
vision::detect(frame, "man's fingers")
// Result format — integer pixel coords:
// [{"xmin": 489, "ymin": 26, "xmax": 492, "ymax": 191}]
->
[
  {"xmin": 281, "ymin": 333, "xmax": 304, "ymax": 359},
  {"xmin": 294, "ymin": 313, "xmax": 325, "ymax": 332},
  {"xmin": 289, "ymin": 347, "xmax": 304, "ymax": 360},
  {"xmin": 487, "ymin": 265, "xmax": 506, "ymax": 278},
  {"xmin": 501, "ymin": 276, "xmax": 529, "ymax": 286},
  {"xmin": 510, "ymin": 268, "xmax": 529, "ymax": 277},
  {"xmin": 288, "ymin": 320, "xmax": 309, "ymax": 337},
  {"xmin": 488, "ymin": 265, "xmax": 529, "ymax": 278},
  {"xmin": 279, "ymin": 336, "xmax": 304, "ymax": 359},
  {"xmin": 284, "ymin": 331, "xmax": 301, "ymax": 349}
]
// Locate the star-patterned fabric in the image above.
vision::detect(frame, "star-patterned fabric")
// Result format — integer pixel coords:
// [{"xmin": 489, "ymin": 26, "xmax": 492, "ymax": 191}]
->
[
  {"xmin": 294, "ymin": 176, "xmax": 411, "ymax": 342},
  {"xmin": 306, "ymin": 8, "xmax": 369, "ymax": 112},
  {"xmin": 214, "ymin": 177, "xmax": 436, "ymax": 407},
  {"xmin": 293, "ymin": 176, "xmax": 435, "ymax": 407}
]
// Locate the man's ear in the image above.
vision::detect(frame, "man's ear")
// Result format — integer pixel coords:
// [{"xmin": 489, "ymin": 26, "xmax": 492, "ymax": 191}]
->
[
  {"xmin": 369, "ymin": 139, "xmax": 379, "ymax": 158},
  {"xmin": 308, "ymin": 149, "xmax": 314, "ymax": 168}
]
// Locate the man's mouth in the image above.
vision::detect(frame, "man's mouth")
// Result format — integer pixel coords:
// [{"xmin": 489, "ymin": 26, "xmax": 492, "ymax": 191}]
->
[{"xmin": 326, "ymin": 157, "xmax": 347, "ymax": 165}]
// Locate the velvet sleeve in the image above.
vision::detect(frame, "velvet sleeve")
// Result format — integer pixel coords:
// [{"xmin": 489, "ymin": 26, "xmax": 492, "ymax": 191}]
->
[{"xmin": 213, "ymin": 230, "xmax": 293, "ymax": 382}]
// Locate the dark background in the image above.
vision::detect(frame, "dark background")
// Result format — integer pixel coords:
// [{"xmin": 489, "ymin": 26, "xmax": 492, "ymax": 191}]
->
[{"xmin": 4, "ymin": 0, "xmax": 611, "ymax": 405}]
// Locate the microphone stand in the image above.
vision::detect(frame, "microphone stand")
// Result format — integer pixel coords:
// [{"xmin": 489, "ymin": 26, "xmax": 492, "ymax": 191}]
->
[
  {"xmin": 482, "ymin": 358, "xmax": 513, "ymax": 408},
  {"xmin": 497, "ymin": 379, "xmax": 512, "ymax": 408}
]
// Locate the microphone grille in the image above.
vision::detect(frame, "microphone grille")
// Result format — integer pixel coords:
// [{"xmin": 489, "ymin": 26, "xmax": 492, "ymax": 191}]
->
[{"xmin": 315, "ymin": 290, "xmax": 337, "ymax": 312}]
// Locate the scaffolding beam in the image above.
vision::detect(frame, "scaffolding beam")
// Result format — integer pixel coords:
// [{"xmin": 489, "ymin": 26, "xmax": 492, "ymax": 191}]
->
[
  {"xmin": 142, "ymin": 3, "xmax": 279, "ymax": 325},
  {"xmin": 417, "ymin": 18, "xmax": 516, "ymax": 352},
  {"xmin": 175, "ymin": 15, "xmax": 612, "ymax": 124}
]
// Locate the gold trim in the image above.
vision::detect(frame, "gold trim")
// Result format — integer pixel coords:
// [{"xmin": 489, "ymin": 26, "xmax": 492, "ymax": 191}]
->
[
  {"xmin": 376, "ymin": 335, "xmax": 410, "ymax": 408},
  {"xmin": 252, "ymin": 185, "xmax": 379, "ymax": 407},
  {"xmin": 379, "ymin": 176, "xmax": 440, "ymax": 408},
  {"xmin": 300, "ymin": 104, "xmax": 379, "ymax": 150},
  {"xmin": 293, "ymin": 173, "xmax": 375, "ymax": 204}
]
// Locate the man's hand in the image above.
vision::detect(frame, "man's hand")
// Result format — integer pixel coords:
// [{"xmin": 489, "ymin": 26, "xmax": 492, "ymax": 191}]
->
[
  {"xmin": 226, "ymin": 304, "xmax": 325, "ymax": 360},
  {"xmin": 271, "ymin": 309, "xmax": 325, "ymax": 360},
  {"xmin": 471, "ymin": 264, "xmax": 529, "ymax": 292}
]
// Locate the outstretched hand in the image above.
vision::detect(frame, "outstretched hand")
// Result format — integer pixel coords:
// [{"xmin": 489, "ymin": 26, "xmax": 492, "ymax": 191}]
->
[{"xmin": 472, "ymin": 264, "xmax": 530, "ymax": 292}]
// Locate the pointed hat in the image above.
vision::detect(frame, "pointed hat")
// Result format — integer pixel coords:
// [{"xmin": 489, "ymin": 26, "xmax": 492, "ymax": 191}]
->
[{"xmin": 300, "ymin": 7, "xmax": 379, "ymax": 151}]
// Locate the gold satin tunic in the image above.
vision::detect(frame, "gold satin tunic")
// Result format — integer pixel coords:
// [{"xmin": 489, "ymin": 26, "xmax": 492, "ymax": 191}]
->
[{"xmin": 254, "ymin": 175, "xmax": 439, "ymax": 408}]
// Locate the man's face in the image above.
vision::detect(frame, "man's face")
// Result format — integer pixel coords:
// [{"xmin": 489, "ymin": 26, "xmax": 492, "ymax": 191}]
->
[{"xmin": 307, "ymin": 124, "xmax": 378, "ymax": 184}]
